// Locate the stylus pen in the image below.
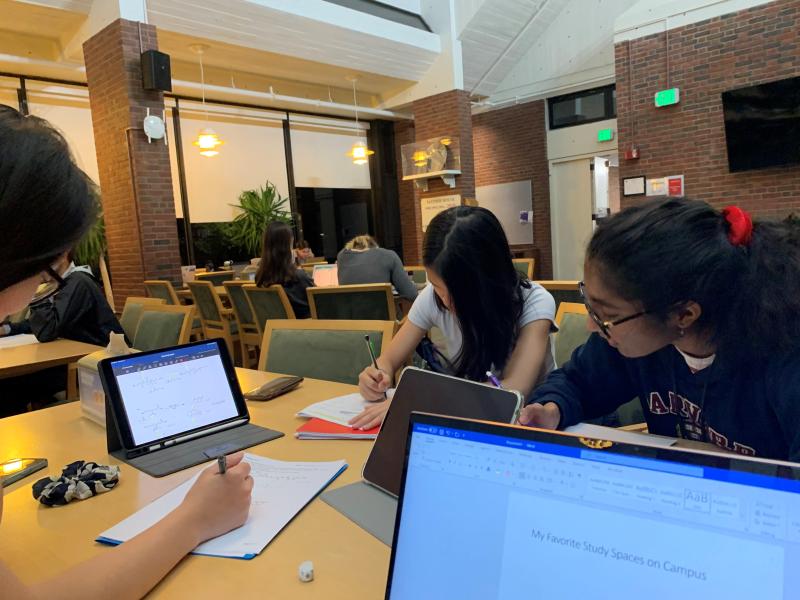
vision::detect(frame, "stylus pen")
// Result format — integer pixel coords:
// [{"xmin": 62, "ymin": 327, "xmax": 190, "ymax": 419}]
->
[
  {"xmin": 486, "ymin": 371, "xmax": 504, "ymax": 389},
  {"xmin": 217, "ymin": 455, "xmax": 227, "ymax": 475},
  {"xmin": 364, "ymin": 335, "xmax": 388, "ymax": 400}
]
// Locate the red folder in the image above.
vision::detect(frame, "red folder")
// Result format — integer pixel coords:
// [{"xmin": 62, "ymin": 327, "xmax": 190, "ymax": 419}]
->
[{"xmin": 295, "ymin": 418, "xmax": 379, "ymax": 440}]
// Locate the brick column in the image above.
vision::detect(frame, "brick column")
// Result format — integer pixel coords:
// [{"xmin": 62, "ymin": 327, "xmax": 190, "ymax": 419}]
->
[
  {"xmin": 398, "ymin": 89, "xmax": 476, "ymax": 264},
  {"xmin": 84, "ymin": 19, "xmax": 181, "ymax": 309}
]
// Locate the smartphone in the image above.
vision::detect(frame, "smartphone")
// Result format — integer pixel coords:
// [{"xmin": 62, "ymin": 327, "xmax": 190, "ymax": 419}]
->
[
  {"xmin": 244, "ymin": 376, "xmax": 304, "ymax": 401},
  {"xmin": 1, "ymin": 458, "xmax": 47, "ymax": 487}
]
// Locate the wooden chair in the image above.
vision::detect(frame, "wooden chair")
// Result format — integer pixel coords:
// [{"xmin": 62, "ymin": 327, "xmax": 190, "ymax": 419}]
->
[
  {"xmin": 187, "ymin": 280, "xmax": 240, "ymax": 362},
  {"xmin": 119, "ymin": 296, "xmax": 165, "ymax": 341},
  {"xmin": 535, "ymin": 280, "xmax": 581, "ymax": 312},
  {"xmin": 132, "ymin": 305, "xmax": 194, "ymax": 351},
  {"xmin": 553, "ymin": 302, "xmax": 589, "ymax": 368},
  {"xmin": 195, "ymin": 271, "xmax": 236, "ymax": 286},
  {"xmin": 223, "ymin": 281, "xmax": 261, "ymax": 368},
  {"xmin": 404, "ymin": 265, "xmax": 427, "ymax": 285},
  {"xmin": 257, "ymin": 319, "xmax": 396, "ymax": 385},
  {"xmin": 144, "ymin": 279, "xmax": 203, "ymax": 340},
  {"xmin": 512, "ymin": 258, "xmax": 535, "ymax": 279},
  {"xmin": 244, "ymin": 285, "xmax": 296, "ymax": 341},
  {"xmin": 307, "ymin": 283, "xmax": 396, "ymax": 321}
]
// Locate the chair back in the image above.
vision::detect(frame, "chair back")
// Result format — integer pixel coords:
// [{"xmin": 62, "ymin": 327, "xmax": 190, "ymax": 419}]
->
[
  {"xmin": 132, "ymin": 305, "xmax": 194, "ymax": 351},
  {"xmin": 307, "ymin": 283, "xmax": 396, "ymax": 321},
  {"xmin": 195, "ymin": 271, "xmax": 235, "ymax": 286},
  {"xmin": 258, "ymin": 319, "xmax": 395, "ymax": 385},
  {"xmin": 535, "ymin": 280, "xmax": 581, "ymax": 312},
  {"xmin": 120, "ymin": 296, "xmax": 166, "ymax": 341},
  {"xmin": 405, "ymin": 266, "xmax": 427, "ymax": 285},
  {"xmin": 553, "ymin": 302, "xmax": 590, "ymax": 367},
  {"xmin": 223, "ymin": 281, "xmax": 258, "ymax": 332},
  {"xmin": 144, "ymin": 279, "xmax": 180, "ymax": 305},
  {"xmin": 512, "ymin": 258, "xmax": 535, "ymax": 279},
  {"xmin": 244, "ymin": 285, "xmax": 296, "ymax": 338},
  {"xmin": 187, "ymin": 280, "xmax": 225, "ymax": 323}
]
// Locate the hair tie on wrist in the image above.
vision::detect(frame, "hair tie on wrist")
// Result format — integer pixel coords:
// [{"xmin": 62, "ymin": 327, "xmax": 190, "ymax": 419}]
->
[{"xmin": 722, "ymin": 206, "xmax": 753, "ymax": 247}]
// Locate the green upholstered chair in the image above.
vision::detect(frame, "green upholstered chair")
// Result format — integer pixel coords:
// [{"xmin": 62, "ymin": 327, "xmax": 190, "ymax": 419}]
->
[
  {"xmin": 119, "ymin": 296, "xmax": 165, "ymax": 341},
  {"xmin": 132, "ymin": 305, "xmax": 193, "ymax": 352},
  {"xmin": 512, "ymin": 258, "xmax": 535, "ymax": 279},
  {"xmin": 257, "ymin": 319, "xmax": 396, "ymax": 385},
  {"xmin": 535, "ymin": 280, "xmax": 581, "ymax": 313},
  {"xmin": 307, "ymin": 283, "xmax": 396, "ymax": 321},
  {"xmin": 553, "ymin": 302, "xmax": 590, "ymax": 368},
  {"xmin": 405, "ymin": 266, "xmax": 427, "ymax": 285},
  {"xmin": 223, "ymin": 281, "xmax": 261, "ymax": 368},
  {"xmin": 244, "ymin": 285, "xmax": 296, "ymax": 340},
  {"xmin": 144, "ymin": 279, "xmax": 203, "ymax": 339},
  {"xmin": 195, "ymin": 271, "xmax": 235, "ymax": 286},
  {"xmin": 187, "ymin": 280, "xmax": 240, "ymax": 361}
]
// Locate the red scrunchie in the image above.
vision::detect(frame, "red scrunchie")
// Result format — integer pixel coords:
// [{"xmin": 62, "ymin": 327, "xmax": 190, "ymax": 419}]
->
[{"xmin": 722, "ymin": 206, "xmax": 753, "ymax": 247}]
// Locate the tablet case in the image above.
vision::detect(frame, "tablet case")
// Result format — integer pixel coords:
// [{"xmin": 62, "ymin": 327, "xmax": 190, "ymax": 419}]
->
[
  {"xmin": 105, "ymin": 398, "xmax": 283, "ymax": 477},
  {"xmin": 321, "ymin": 481, "xmax": 397, "ymax": 546}
]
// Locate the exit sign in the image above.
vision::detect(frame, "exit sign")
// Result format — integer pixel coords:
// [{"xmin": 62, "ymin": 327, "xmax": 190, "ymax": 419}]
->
[
  {"xmin": 597, "ymin": 128, "xmax": 614, "ymax": 142},
  {"xmin": 654, "ymin": 88, "xmax": 680, "ymax": 107}
]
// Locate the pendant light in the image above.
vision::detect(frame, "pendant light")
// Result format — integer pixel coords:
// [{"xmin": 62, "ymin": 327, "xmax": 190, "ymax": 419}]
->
[
  {"xmin": 345, "ymin": 77, "xmax": 374, "ymax": 165},
  {"xmin": 190, "ymin": 44, "xmax": 223, "ymax": 157}
]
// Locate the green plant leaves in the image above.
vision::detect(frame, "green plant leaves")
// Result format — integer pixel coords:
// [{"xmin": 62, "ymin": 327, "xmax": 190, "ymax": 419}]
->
[{"xmin": 228, "ymin": 180, "xmax": 292, "ymax": 256}]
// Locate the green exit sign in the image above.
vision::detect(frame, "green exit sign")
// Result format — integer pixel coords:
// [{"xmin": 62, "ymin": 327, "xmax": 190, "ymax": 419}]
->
[
  {"xmin": 597, "ymin": 128, "xmax": 614, "ymax": 142},
  {"xmin": 654, "ymin": 88, "xmax": 680, "ymax": 107}
]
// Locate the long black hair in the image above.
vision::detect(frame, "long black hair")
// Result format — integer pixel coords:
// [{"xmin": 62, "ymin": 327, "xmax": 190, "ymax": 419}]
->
[
  {"xmin": 587, "ymin": 197, "xmax": 800, "ymax": 364},
  {"xmin": 255, "ymin": 221, "xmax": 298, "ymax": 286},
  {"xmin": 423, "ymin": 206, "xmax": 530, "ymax": 380},
  {"xmin": 0, "ymin": 105, "xmax": 95, "ymax": 292}
]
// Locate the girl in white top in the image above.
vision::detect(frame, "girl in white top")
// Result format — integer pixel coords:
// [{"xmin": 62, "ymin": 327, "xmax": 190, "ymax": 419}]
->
[{"xmin": 351, "ymin": 206, "xmax": 556, "ymax": 429}]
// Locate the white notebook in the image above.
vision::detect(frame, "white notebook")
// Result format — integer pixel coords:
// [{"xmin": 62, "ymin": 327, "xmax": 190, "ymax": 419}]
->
[
  {"xmin": 0, "ymin": 334, "xmax": 38, "ymax": 349},
  {"xmin": 297, "ymin": 390, "xmax": 396, "ymax": 427},
  {"xmin": 96, "ymin": 454, "xmax": 347, "ymax": 559}
]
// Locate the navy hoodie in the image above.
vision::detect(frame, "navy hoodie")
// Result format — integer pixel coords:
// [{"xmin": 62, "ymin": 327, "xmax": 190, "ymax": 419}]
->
[{"xmin": 529, "ymin": 333, "xmax": 800, "ymax": 461}]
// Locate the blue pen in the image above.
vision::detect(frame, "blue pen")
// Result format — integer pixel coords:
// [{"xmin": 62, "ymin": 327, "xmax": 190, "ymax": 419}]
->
[{"xmin": 486, "ymin": 371, "xmax": 503, "ymax": 389}]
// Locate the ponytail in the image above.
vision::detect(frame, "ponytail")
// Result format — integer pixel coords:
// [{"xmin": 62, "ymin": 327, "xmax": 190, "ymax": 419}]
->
[{"xmin": 587, "ymin": 197, "xmax": 800, "ymax": 364}]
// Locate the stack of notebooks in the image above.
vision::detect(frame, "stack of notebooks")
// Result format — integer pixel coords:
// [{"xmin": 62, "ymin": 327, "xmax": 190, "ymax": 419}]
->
[{"xmin": 295, "ymin": 392, "xmax": 390, "ymax": 440}]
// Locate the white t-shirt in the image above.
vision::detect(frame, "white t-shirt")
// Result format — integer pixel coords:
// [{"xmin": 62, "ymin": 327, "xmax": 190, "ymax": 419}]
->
[{"xmin": 408, "ymin": 282, "xmax": 557, "ymax": 382}]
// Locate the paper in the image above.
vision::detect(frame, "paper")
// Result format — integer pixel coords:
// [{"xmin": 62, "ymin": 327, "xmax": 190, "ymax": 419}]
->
[
  {"xmin": 296, "ymin": 418, "xmax": 380, "ymax": 440},
  {"xmin": 0, "ymin": 334, "xmax": 39, "ymax": 349},
  {"xmin": 97, "ymin": 454, "xmax": 347, "ymax": 559},
  {"xmin": 563, "ymin": 423, "xmax": 676, "ymax": 449},
  {"xmin": 297, "ymin": 390, "xmax": 395, "ymax": 427}
]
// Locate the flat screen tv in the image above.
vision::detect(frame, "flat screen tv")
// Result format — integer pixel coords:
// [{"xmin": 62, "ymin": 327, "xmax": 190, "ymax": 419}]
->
[{"xmin": 722, "ymin": 76, "xmax": 800, "ymax": 173}]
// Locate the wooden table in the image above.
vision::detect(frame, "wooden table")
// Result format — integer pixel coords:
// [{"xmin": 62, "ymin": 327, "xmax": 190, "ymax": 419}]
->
[
  {"xmin": 0, "ymin": 339, "xmax": 103, "ymax": 379},
  {"xmin": 0, "ymin": 369, "xmax": 730, "ymax": 598},
  {"xmin": 0, "ymin": 370, "xmax": 388, "ymax": 598}
]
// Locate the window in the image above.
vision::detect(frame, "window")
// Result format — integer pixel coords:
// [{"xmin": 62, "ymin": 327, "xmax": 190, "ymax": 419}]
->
[{"xmin": 548, "ymin": 85, "xmax": 616, "ymax": 129}]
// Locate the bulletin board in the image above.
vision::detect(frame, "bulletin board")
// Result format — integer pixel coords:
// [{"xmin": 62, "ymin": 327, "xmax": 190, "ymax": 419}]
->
[{"xmin": 475, "ymin": 180, "xmax": 534, "ymax": 245}]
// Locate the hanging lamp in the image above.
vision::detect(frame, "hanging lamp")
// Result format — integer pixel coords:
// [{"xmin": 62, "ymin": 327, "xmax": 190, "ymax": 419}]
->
[
  {"xmin": 190, "ymin": 44, "xmax": 223, "ymax": 157},
  {"xmin": 345, "ymin": 77, "xmax": 374, "ymax": 165}
]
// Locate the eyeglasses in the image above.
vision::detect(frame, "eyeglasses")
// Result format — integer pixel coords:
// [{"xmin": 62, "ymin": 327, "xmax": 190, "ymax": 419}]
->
[
  {"xmin": 578, "ymin": 281, "xmax": 649, "ymax": 338},
  {"xmin": 30, "ymin": 266, "xmax": 65, "ymax": 304}
]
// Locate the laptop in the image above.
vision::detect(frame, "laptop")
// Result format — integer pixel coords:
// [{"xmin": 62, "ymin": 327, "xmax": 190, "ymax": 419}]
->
[
  {"xmin": 386, "ymin": 412, "xmax": 800, "ymax": 599},
  {"xmin": 312, "ymin": 263, "xmax": 338, "ymax": 287},
  {"xmin": 99, "ymin": 338, "xmax": 283, "ymax": 477},
  {"xmin": 362, "ymin": 367, "xmax": 523, "ymax": 497}
]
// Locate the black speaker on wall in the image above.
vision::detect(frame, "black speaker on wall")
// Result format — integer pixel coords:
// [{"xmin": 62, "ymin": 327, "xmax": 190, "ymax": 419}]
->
[{"xmin": 141, "ymin": 50, "xmax": 172, "ymax": 92}]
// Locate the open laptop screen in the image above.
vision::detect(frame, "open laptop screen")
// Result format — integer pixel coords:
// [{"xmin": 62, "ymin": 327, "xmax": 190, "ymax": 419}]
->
[
  {"xmin": 108, "ymin": 340, "xmax": 242, "ymax": 446},
  {"xmin": 386, "ymin": 414, "xmax": 800, "ymax": 599}
]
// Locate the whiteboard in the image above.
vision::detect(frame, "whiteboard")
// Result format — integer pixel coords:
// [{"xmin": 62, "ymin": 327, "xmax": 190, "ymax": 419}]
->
[{"xmin": 475, "ymin": 180, "xmax": 534, "ymax": 245}]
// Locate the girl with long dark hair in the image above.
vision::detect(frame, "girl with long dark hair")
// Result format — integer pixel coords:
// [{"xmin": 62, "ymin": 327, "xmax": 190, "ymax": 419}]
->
[
  {"xmin": 0, "ymin": 105, "xmax": 253, "ymax": 598},
  {"xmin": 520, "ymin": 197, "xmax": 800, "ymax": 461},
  {"xmin": 350, "ymin": 206, "xmax": 556, "ymax": 429},
  {"xmin": 255, "ymin": 221, "xmax": 314, "ymax": 318}
]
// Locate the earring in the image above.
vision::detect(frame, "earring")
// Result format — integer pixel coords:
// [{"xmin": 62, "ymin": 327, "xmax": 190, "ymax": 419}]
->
[{"xmin": 678, "ymin": 328, "xmax": 685, "ymax": 337}]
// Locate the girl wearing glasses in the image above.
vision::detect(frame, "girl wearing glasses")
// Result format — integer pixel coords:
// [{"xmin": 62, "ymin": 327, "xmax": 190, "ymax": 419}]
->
[
  {"xmin": 0, "ymin": 106, "xmax": 253, "ymax": 598},
  {"xmin": 350, "ymin": 205, "xmax": 557, "ymax": 430},
  {"xmin": 520, "ymin": 197, "xmax": 800, "ymax": 461}
]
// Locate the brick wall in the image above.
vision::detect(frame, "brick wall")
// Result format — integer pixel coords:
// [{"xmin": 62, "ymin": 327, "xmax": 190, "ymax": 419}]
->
[
  {"xmin": 394, "ymin": 120, "xmax": 419, "ymax": 263},
  {"xmin": 84, "ymin": 19, "xmax": 181, "ymax": 309},
  {"xmin": 472, "ymin": 100, "xmax": 553, "ymax": 279},
  {"xmin": 615, "ymin": 0, "xmax": 800, "ymax": 217}
]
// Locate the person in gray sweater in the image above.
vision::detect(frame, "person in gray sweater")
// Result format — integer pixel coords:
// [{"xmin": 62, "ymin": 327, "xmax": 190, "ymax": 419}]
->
[{"xmin": 336, "ymin": 235, "xmax": 418, "ymax": 300}]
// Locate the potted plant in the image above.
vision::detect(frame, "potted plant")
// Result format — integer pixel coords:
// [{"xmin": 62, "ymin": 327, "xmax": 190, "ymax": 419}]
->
[{"xmin": 228, "ymin": 181, "xmax": 292, "ymax": 256}]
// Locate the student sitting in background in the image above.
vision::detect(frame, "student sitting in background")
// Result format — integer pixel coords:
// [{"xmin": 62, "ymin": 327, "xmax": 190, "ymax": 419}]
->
[
  {"xmin": 520, "ymin": 197, "xmax": 800, "ymax": 462},
  {"xmin": 0, "ymin": 249, "xmax": 123, "ymax": 345},
  {"xmin": 350, "ymin": 206, "xmax": 556, "ymax": 430},
  {"xmin": 256, "ymin": 221, "xmax": 314, "ymax": 318},
  {"xmin": 0, "ymin": 104, "xmax": 253, "ymax": 599},
  {"xmin": 337, "ymin": 235, "xmax": 417, "ymax": 301},
  {"xmin": 293, "ymin": 239, "xmax": 313, "ymax": 265}
]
